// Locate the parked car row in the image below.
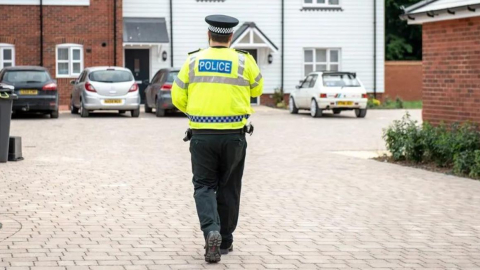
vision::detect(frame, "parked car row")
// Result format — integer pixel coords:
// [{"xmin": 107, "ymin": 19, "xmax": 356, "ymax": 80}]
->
[{"xmin": 0, "ymin": 66, "xmax": 369, "ymax": 119}]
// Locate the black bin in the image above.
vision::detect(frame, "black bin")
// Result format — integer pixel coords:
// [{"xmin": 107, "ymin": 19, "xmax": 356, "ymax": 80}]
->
[{"xmin": 0, "ymin": 83, "xmax": 17, "ymax": 163}]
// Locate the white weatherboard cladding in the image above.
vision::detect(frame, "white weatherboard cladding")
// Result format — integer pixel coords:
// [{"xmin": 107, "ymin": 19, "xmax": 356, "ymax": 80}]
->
[
  {"xmin": 0, "ymin": 0, "xmax": 89, "ymax": 5},
  {"xmin": 122, "ymin": 0, "xmax": 384, "ymax": 94},
  {"xmin": 284, "ymin": 0, "xmax": 384, "ymax": 94}
]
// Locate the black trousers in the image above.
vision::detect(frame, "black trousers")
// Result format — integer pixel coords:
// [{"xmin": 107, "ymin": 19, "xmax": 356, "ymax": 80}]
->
[{"xmin": 190, "ymin": 133, "xmax": 247, "ymax": 249}]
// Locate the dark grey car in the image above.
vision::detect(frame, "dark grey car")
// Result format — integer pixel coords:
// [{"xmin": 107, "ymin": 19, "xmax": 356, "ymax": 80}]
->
[{"xmin": 144, "ymin": 68, "xmax": 179, "ymax": 117}]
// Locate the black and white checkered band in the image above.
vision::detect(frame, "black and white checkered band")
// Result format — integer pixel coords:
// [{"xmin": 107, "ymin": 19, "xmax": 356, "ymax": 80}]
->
[{"xmin": 208, "ymin": 25, "xmax": 234, "ymax": 35}]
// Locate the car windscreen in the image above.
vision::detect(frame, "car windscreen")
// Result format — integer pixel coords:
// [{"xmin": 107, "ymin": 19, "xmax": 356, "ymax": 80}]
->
[
  {"xmin": 166, "ymin": 72, "xmax": 179, "ymax": 83},
  {"xmin": 323, "ymin": 74, "xmax": 361, "ymax": 87},
  {"xmin": 2, "ymin": 70, "xmax": 50, "ymax": 84},
  {"xmin": 89, "ymin": 70, "xmax": 134, "ymax": 83}
]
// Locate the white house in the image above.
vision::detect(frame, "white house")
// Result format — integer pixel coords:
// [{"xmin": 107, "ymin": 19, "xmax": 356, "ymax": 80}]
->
[{"xmin": 123, "ymin": 0, "xmax": 385, "ymax": 105}]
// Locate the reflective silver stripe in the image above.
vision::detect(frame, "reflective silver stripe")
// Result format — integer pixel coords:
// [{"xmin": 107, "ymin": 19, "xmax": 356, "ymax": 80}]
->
[
  {"xmin": 237, "ymin": 53, "xmax": 246, "ymax": 79},
  {"xmin": 189, "ymin": 56, "xmax": 197, "ymax": 82},
  {"xmin": 190, "ymin": 76, "xmax": 250, "ymax": 86},
  {"xmin": 175, "ymin": 77, "xmax": 188, "ymax": 89},
  {"xmin": 250, "ymin": 73, "xmax": 263, "ymax": 89}
]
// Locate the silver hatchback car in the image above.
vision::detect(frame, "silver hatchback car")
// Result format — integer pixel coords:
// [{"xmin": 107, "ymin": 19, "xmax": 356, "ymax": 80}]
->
[{"xmin": 70, "ymin": 67, "xmax": 141, "ymax": 117}]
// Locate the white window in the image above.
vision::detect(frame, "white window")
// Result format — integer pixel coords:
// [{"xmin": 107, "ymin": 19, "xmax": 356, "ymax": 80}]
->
[
  {"xmin": 56, "ymin": 44, "xmax": 83, "ymax": 78},
  {"xmin": 303, "ymin": 0, "xmax": 340, "ymax": 7},
  {"xmin": 0, "ymin": 44, "xmax": 15, "ymax": 69},
  {"xmin": 304, "ymin": 48, "xmax": 340, "ymax": 75}
]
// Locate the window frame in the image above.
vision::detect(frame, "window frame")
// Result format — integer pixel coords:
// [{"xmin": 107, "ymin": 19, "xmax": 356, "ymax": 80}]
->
[
  {"xmin": 303, "ymin": 0, "xmax": 341, "ymax": 7},
  {"xmin": 303, "ymin": 48, "xmax": 341, "ymax": 76},
  {"xmin": 0, "ymin": 44, "xmax": 15, "ymax": 69},
  {"xmin": 56, "ymin": 44, "xmax": 84, "ymax": 78}
]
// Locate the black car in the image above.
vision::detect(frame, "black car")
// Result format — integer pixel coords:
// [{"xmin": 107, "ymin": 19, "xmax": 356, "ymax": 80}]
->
[
  {"xmin": 0, "ymin": 66, "xmax": 59, "ymax": 118},
  {"xmin": 144, "ymin": 68, "xmax": 179, "ymax": 117}
]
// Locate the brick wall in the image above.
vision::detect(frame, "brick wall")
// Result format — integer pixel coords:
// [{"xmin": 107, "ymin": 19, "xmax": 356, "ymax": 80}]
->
[
  {"xmin": 385, "ymin": 61, "xmax": 422, "ymax": 101},
  {"xmin": 0, "ymin": 1, "xmax": 123, "ymax": 106},
  {"xmin": 422, "ymin": 16, "xmax": 480, "ymax": 126}
]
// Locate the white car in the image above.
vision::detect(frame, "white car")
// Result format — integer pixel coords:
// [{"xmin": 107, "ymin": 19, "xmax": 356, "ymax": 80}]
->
[
  {"xmin": 289, "ymin": 72, "xmax": 368, "ymax": 118},
  {"xmin": 70, "ymin": 67, "xmax": 141, "ymax": 118}
]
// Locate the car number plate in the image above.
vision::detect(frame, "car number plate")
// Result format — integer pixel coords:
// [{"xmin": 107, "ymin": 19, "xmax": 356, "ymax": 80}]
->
[
  {"xmin": 104, "ymin": 99, "xmax": 122, "ymax": 104},
  {"xmin": 19, "ymin": 90, "xmax": 38, "ymax": 95},
  {"xmin": 337, "ymin": 101, "xmax": 353, "ymax": 106}
]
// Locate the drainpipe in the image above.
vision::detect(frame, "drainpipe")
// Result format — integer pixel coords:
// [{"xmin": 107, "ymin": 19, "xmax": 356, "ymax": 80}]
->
[
  {"xmin": 40, "ymin": 0, "xmax": 43, "ymax": 66},
  {"xmin": 281, "ymin": 0, "xmax": 284, "ymax": 97},
  {"xmin": 373, "ymin": 0, "xmax": 377, "ymax": 98},
  {"xmin": 113, "ymin": 0, "xmax": 117, "ymax": 66},
  {"xmin": 170, "ymin": 0, "xmax": 174, "ymax": 67}
]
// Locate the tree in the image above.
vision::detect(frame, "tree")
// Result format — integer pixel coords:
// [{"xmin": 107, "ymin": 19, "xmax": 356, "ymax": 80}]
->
[{"xmin": 386, "ymin": 0, "xmax": 423, "ymax": 60}]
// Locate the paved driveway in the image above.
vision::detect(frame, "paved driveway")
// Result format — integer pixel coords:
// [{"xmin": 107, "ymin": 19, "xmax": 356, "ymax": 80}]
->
[{"xmin": 1, "ymin": 108, "xmax": 480, "ymax": 270}]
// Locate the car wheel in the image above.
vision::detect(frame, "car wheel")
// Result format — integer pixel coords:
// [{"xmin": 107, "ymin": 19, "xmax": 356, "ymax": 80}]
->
[
  {"xmin": 50, "ymin": 110, "xmax": 59, "ymax": 119},
  {"xmin": 145, "ymin": 102, "xmax": 153, "ymax": 113},
  {"xmin": 80, "ymin": 101, "xmax": 89, "ymax": 118},
  {"xmin": 289, "ymin": 97, "xmax": 299, "ymax": 114},
  {"xmin": 355, "ymin": 108, "xmax": 367, "ymax": 118},
  {"xmin": 70, "ymin": 103, "xmax": 79, "ymax": 114},
  {"xmin": 155, "ymin": 99, "xmax": 165, "ymax": 117},
  {"xmin": 131, "ymin": 108, "xmax": 140, "ymax": 118},
  {"xmin": 333, "ymin": 109, "xmax": 341, "ymax": 115},
  {"xmin": 119, "ymin": 110, "xmax": 126, "ymax": 114},
  {"xmin": 310, "ymin": 99, "xmax": 322, "ymax": 118}
]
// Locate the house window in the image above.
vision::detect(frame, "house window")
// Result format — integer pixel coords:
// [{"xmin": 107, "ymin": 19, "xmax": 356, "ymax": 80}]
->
[
  {"xmin": 56, "ymin": 44, "xmax": 83, "ymax": 77},
  {"xmin": 0, "ymin": 44, "xmax": 15, "ymax": 69},
  {"xmin": 304, "ymin": 48, "xmax": 340, "ymax": 75},
  {"xmin": 303, "ymin": 0, "xmax": 340, "ymax": 6}
]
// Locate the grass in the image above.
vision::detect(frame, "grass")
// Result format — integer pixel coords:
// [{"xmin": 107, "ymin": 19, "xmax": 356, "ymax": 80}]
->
[{"xmin": 368, "ymin": 98, "xmax": 422, "ymax": 110}]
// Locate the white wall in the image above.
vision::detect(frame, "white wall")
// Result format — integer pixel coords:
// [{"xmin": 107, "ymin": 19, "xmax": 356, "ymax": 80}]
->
[
  {"xmin": 0, "ymin": 0, "xmax": 89, "ymax": 5},
  {"xmin": 122, "ymin": 0, "xmax": 385, "ymax": 95},
  {"xmin": 284, "ymin": 0, "xmax": 384, "ymax": 94}
]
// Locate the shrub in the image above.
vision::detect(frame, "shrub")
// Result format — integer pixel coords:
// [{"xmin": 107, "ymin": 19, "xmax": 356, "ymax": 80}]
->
[
  {"xmin": 469, "ymin": 151, "xmax": 480, "ymax": 179},
  {"xmin": 395, "ymin": 97, "xmax": 404, "ymax": 109},
  {"xmin": 383, "ymin": 113, "xmax": 415, "ymax": 161},
  {"xmin": 453, "ymin": 151, "xmax": 475, "ymax": 175},
  {"xmin": 273, "ymin": 88, "xmax": 284, "ymax": 105},
  {"xmin": 432, "ymin": 123, "xmax": 480, "ymax": 167}
]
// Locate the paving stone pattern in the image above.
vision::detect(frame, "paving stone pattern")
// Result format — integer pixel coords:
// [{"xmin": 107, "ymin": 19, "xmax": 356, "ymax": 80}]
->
[{"xmin": 1, "ymin": 108, "xmax": 480, "ymax": 269}]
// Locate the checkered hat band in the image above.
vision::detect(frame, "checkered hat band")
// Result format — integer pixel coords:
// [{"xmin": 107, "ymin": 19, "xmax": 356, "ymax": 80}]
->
[
  {"xmin": 188, "ymin": 114, "xmax": 250, "ymax": 123},
  {"xmin": 208, "ymin": 25, "xmax": 234, "ymax": 35}
]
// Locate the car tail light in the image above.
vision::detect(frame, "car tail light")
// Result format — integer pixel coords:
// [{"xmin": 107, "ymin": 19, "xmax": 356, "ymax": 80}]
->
[
  {"xmin": 129, "ymin": 83, "xmax": 139, "ymax": 92},
  {"xmin": 42, "ymin": 83, "xmax": 57, "ymax": 91},
  {"xmin": 362, "ymin": 94, "xmax": 368, "ymax": 99},
  {"xmin": 85, "ymin": 82, "xmax": 96, "ymax": 92},
  {"xmin": 320, "ymin": 93, "xmax": 327, "ymax": 98},
  {"xmin": 161, "ymin": 83, "xmax": 172, "ymax": 91}
]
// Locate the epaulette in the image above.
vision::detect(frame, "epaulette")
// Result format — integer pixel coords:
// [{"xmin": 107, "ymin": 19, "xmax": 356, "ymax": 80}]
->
[
  {"xmin": 188, "ymin": 49, "xmax": 202, "ymax": 55},
  {"xmin": 235, "ymin": 49, "xmax": 250, "ymax": 55}
]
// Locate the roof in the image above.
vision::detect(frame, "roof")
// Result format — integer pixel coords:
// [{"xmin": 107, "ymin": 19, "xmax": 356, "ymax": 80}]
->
[
  {"xmin": 2, "ymin": 66, "xmax": 47, "ymax": 71},
  {"xmin": 402, "ymin": 0, "xmax": 480, "ymax": 24},
  {"xmin": 231, "ymin": 22, "xmax": 278, "ymax": 52},
  {"xmin": 123, "ymin": 17, "xmax": 169, "ymax": 43}
]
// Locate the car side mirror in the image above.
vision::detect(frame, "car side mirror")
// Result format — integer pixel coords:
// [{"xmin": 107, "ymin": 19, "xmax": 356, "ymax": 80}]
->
[
  {"xmin": 70, "ymin": 80, "xmax": 77, "ymax": 85},
  {"xmin": 143, "ymin": 80, "xmax": 150, "ymax": 85},
  {"xmin": 296, "ymin": 85, "xmax": 301, "ymax": 89}
]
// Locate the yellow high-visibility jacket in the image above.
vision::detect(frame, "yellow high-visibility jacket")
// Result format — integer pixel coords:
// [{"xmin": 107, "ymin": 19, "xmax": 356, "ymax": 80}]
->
[{"xmin": 172, "ymin": 47, "xmax": 263, "ymax": 130}]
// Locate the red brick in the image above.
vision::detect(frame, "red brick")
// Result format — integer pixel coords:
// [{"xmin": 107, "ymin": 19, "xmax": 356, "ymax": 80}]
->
[{"xmin": 0, "ymin": 1, "xmax": 123, "ymax": 105}]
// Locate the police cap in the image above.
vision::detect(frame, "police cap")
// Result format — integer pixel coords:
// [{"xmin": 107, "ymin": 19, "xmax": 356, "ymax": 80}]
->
[{"xmin": 205, "ymin": 15, "xmax": 239, "ymax": 35}]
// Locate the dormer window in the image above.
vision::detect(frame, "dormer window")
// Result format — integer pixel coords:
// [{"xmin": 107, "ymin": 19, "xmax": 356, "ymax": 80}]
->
[{"xmin": 304, "ymin": 0, "xmax": 340, "ymax": 7}]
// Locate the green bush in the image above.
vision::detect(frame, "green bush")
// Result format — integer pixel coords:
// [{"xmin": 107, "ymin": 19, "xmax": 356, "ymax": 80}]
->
[
  {"xmin": 469, "ymin": 151, "xmax": 480, "ymax": 179},
  {"xmin": 432, "ymin": 123, "xmax": 479, "ymax": 167},
  {"xmin": 383, "ymin": 113, "xmax": 415, "ymax": 161},
  {"xmin": 453, "ymin": 151, "xmax": 475, "ymax": 175}
]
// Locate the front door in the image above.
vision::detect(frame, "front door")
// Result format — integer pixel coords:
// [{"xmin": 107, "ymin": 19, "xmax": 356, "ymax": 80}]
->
[
  {"xmin": 242, "ymin": 49, "xmax": 259, "ymax": 105},
  {"xmin": 125, "ymin": 49, "xmax": 150, "ymax": 104}
]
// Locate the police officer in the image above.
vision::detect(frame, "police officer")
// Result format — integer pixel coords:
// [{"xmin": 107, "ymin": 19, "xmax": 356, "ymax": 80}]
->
[{"xmin": 172, "ymin": 14, "xmax": 263, "ymax": 263}]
